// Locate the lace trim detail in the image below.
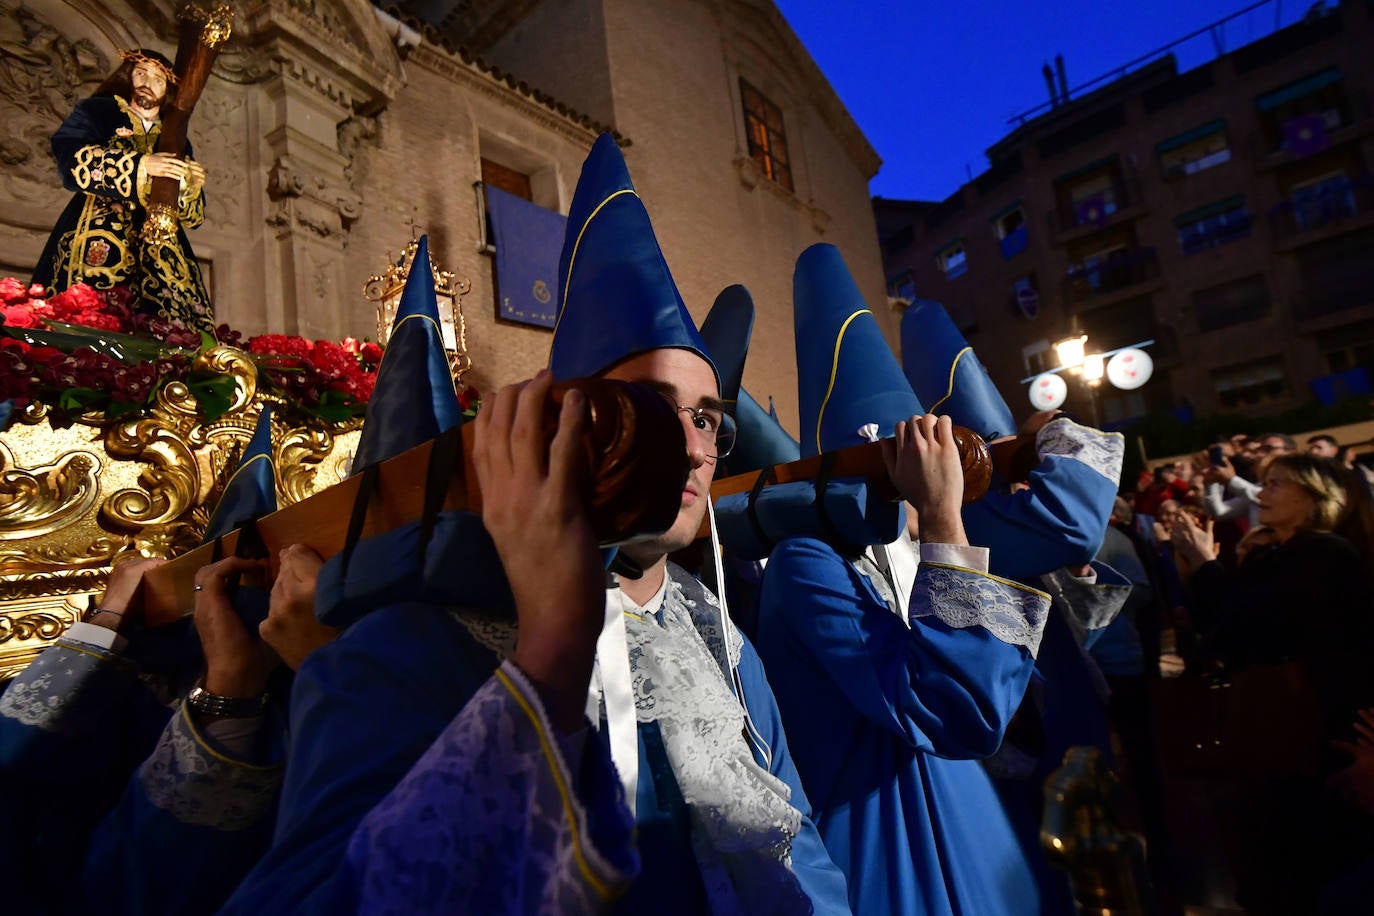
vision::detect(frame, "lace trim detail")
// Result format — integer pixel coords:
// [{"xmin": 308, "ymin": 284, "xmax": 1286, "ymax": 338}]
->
[
  {"xmin": 451, "ymin": 610, "xmax": 518, "ymax": 657},
  {"xmin": 0, "ymin": 641, "xmax": 121, "ymax": 732},
  {"xmin": 450, "ymin": 572, "xmax": 808, "ymax": 911},
  {"xmin": 626, "ymin": 574, "xmax": 807, "ymax": 911},
  {"xmin": 1036, "ymin": 417, "xmax": 1124, "ymax": 485},
  {"xmin": 853, "ymin": 553, "xmax": 901, "ymax": 619},
  {"xmin": 910, "ymin": 564, "xmax": 1050, "ymax": 657},
  {"xmin": 138, "ymin": 703, "xmax": 282, "ymax": 830},
  {"xmin": 348, "ymin": 663, "xmax": 636, "ymax": 912},
  {"xmin": 666, "ymin": 562, "xmax": 743, "ymax": 671},
  {"xmin": 1040, "ymin": 566, "xmax": 1131, "ymax": 640}
]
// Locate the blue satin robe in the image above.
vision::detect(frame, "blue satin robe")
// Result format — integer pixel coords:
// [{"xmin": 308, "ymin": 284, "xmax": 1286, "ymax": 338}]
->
[
  {"xmin": 221, "ymin": 571, "xmax": 849, "ymax": 915},
  {"xmin": 757, "ymin": 544, "xmax": 1050, "ymax": 915}
]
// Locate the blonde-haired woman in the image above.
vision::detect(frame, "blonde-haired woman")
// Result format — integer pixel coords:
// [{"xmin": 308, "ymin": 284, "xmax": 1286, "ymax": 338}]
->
[{"xmin": 1171, "ymin": 454, "xmax": 1374, "ymax": 912}]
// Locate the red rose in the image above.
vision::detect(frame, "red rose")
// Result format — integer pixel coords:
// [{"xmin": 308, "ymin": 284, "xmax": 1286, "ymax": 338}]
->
[
  {"xmin": 0, "ymin": 304, "xmax": 42, "ymax": 328},
  {"xmin": 0, "ymin": 277, "xmax": 28, "ymax": 305},
  {"xmin": 359, "ymin": 342, "xmax": 383, "ymax": 365},
  {"xmin": 307, "ymin": 342, "xmax": 354, "ymax": 380}
]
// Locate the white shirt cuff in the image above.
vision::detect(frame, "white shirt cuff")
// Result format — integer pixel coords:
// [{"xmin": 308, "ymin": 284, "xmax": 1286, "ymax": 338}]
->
[
  {"xmin": 919, "ymin": 542, "xmax": 990, "ymax": 573},
  {"xmin": 63, "ymin": 621, "xmax": 127, "ymax": 653}
]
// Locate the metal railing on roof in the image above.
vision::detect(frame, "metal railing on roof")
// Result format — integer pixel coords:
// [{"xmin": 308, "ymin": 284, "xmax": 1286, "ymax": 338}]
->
[{"xmin": 1007, "ymin": 0, "xmax": 1318, "ymax": 127}]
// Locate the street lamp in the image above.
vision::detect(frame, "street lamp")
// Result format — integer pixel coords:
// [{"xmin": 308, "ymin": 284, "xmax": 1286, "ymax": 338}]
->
[
  {"xmin": 1055, "ymin": 334, "xmax": 1088, "ymax": 370},
  {"xmin": 1025, "ymin": 338, "xmax": 1156, "ymax": 425}
]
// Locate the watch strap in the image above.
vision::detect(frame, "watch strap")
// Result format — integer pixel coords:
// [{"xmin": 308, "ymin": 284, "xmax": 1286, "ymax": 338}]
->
[{"xmin": 186, "ymin": 684, "xmax": 267, "ymax": 719}]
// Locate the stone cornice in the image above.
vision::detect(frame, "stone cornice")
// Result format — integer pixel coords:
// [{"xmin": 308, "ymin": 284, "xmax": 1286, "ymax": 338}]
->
[
  {"xmin": 408, "ymin": 41, "xmax": 629, "ymax": 148},
  {"xmin": 241, "ymin": 0, "xmax": 404, "ymax": 110}
]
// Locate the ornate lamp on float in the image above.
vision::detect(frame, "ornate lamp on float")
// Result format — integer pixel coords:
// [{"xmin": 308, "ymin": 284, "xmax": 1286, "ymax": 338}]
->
[{"xmin": 363, "ymin": 235, "xmax": 474, "ymax": 384}]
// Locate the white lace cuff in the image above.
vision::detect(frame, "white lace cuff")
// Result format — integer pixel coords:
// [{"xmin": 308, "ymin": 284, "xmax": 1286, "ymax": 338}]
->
[
  {"xmin": 1035, "ymin": 417, "xmax": 1124, "ymax": 485},
  {"xmin": 911, "ymin": 564, "xmax": 1050, "ymax": 656},
  {"xmin": 138, "ymin": 702, "xmax": 283, "ymax": 830},
  {"xmin": 0, "ymin": 640, "xmax": 126, "ymax": 732}
]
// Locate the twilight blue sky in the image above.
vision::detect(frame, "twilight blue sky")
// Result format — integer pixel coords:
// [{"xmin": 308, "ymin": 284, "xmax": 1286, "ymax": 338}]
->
[{"xmin": 774, "ymin": 0, "xmax": 1314, "ymax": 201}]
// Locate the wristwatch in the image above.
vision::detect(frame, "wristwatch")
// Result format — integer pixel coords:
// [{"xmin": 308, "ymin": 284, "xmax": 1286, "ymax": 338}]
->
[{"xmin": 186, "ymin": 683, "xmax": 268, "ymax": 719}]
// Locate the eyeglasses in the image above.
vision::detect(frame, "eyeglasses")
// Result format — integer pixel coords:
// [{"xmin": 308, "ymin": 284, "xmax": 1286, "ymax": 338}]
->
[{"xmin": 661, "ymin": 398, "xmax": 737, "ymax": 459}]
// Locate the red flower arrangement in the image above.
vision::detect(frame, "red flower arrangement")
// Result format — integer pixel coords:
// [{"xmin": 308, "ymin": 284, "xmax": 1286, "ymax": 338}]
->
[{"xmin": 0, "ymin": 279, "xmax": 391, "ymax": 427}]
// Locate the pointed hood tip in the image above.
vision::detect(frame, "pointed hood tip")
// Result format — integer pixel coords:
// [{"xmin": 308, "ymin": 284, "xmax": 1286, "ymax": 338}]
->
[
  {"xmin": 793, "ymin": 244, "xmax": 922, "ymax": 456},
  {"xmin": 699, "ymin": 285, "xmax": 755, "ymax": 407},
  {"xmin": 203, "ymin": 407, "xmax": 278, "ymax": 543},
  {"xmin": 548, "ymin": 134, "xmax": 718, "ymax": 389}
]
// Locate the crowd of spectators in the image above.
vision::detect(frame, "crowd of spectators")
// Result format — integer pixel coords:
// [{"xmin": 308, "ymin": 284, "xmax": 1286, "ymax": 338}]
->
[{"xmin": 1115, "ymin": 430, "xmax": 1374, "ymax": 911}]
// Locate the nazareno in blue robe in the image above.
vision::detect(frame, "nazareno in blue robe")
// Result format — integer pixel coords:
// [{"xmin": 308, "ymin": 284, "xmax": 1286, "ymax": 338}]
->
[
  {"xmin": 962, "ymin": 417, "xmax": 1126, "ymax": 915},
  {"xmin": 220, "ymin": 563, "xmax": 850, "ymax": 915},
  {"xmin": 756, "ymin": 546, "xmax": 1050, "ymax": 916}
]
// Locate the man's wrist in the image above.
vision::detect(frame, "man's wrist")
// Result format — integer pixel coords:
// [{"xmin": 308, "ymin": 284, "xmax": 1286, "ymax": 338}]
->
[
  {"xmin": 918, "ymin": 509, "xmax": 967, "ymax": 547},
  {"xmin": 203, "ymin": 668, "xmax": 270, "ymax": 700}
]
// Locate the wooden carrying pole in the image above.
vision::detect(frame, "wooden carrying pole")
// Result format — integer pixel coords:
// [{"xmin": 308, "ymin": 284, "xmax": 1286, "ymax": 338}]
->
[
  {"xmin": 142, "ymin": 426, "xmax": 481, "ymax": 625},
  {"xmin": 142, "ymin": 416, "xmax": 1011, "ymax": 625},
  {"xmin": 142, "ymin": 4, "xmax": 234, "ymax": 245}
]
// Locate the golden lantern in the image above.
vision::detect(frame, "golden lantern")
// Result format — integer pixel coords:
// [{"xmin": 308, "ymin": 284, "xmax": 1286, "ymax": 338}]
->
[{"xmin": 362, "ymin": 235, "xmax": 474, "ymax": 383}]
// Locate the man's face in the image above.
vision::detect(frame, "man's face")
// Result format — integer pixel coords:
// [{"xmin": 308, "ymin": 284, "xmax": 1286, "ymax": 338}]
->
[
  {"xmin": 1260, "ymin": 436, "xmax": 1291, "ymax": 458},
  {"xmin": 601, "ymin": 348, "xmax": 720, "ymax": 565},
  {"xmin": 130, "ymin": 62, "xmax": 167, "ymax": 112},
  {"xmin": 1308, "ymin": 439, "xmax": 1339, "ymax": 459}
]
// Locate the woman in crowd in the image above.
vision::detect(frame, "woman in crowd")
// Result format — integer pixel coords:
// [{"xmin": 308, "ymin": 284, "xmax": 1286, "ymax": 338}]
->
[{"xmin": 1170, "ymin": 454, "xmax": 1374, "ymax": 913}]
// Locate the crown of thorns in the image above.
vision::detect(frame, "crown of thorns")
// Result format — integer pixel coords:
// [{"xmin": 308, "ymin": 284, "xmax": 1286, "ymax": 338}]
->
[{"xmin": 119, "ymin": 50, "xmax": 179, "ymax": 85}]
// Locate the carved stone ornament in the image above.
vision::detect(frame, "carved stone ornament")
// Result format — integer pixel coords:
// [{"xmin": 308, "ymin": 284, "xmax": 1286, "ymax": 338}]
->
[
  {"xmin": 0, "ymin": 2, "xmax": 110, "ymax": 230},
  {"xmin": 0, "ymin": 345, "xmax": 360, "ymax": 679}
]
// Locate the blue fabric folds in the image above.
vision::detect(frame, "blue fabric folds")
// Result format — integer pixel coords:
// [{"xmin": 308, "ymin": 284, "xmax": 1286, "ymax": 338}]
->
[
  {"xmin": 487, "ymin": 185, "xmax": 565, "ymax": 328},
  {"xmin": 315, "ymin": 511, "xmax": 514, "ymax": 630},
  {"xmin": 721, "ymin": 388, "xmax": 800, "ymax": 478},
  {"xmin": 715, "ymin": 478, "xmax": 904, "ymax": 560}
]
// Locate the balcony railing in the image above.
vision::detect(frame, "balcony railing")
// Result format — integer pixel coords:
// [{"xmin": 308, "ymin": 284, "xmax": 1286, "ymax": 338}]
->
[
  {"xmin": 1293, "ymin": 286, "xmax": 1374, "ymax": 322},
  {"xmin": 1269, "ymin": 174, "xmax": 1374, "ymax": 242},
  {"xmin": 1063, "ymin": 247, "xmax": 1160, "ymax": 305},
  {"xmin": 1049, "ymin": 180, "xmax": 1140, "ymax": 236},
  {"xmin": 999, "ymin": 224, "xmax": 1029, "ymax": 259}
]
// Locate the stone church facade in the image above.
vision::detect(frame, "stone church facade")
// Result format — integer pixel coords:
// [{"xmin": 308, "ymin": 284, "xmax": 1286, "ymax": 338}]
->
[{"xmin": 0, "ymin": 0, "xmax": 886, "ymax": 432}]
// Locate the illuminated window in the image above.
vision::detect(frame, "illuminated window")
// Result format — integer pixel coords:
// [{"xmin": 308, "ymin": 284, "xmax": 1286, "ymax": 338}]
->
[
  {"xmin": 937, "ymin": 240, "xmax": 967, "ymax": 280},
  {"xmin": 740, "ymin": 79, "xmax": 793, "ymax": 192},
  {"xmin": 1158, "ymin": 121, "xmax": 1231, "ymax": 179}
]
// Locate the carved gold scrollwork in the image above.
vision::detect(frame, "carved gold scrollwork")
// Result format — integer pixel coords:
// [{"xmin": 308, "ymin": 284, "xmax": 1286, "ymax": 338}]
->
[
  {"xmin": 101, "ymin": 418, "xmax": 202, "ymax": 529},
  {"xmin": 0, "ymin": 536, "xmax": 130, "ymax": 577},
  {"xmin": 195, "ymin": 345, "xmax": 259, "ymax": 410},
  {"xmin": 0, "ymin": 440, "xmax": 103, "ymax": 540},
  {"xmin": 276, "ymin": 423, "xmax": 360, "ymax": 505},
  {"xmin": 0, "ymin": 612, "xmax": 69, "ymax": 645}
]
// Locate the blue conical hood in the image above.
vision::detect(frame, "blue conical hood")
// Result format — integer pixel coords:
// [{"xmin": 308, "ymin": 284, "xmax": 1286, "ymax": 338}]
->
[
  {"xmin": 794, "ymin": 244, "xmax": 922, "ymax": 456},
  {"xmin": 204, "ymin": 407, "xmax": 277, "ymax": 542},
  {"xmin": 723, "ymin": 388, "xmax": 800, "ymax": 475},
  {"xmin": 548, "ymin": 134, "xmax": 717, "ymax": 386},
  {"xmin": 900, "ymin": 299, "xmax": 1016, "ymax": 441},
  {"xmin": 699, "ymin": 285, "xmax": 754, "ymax": 407},
  {"xmin": 351, "ymin": 235, "xmax": 462, "ymax": 471}
]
